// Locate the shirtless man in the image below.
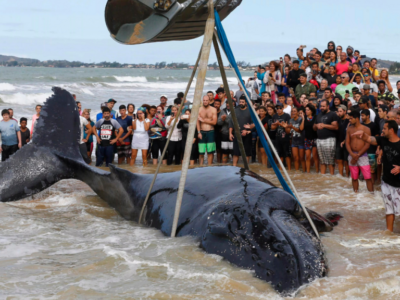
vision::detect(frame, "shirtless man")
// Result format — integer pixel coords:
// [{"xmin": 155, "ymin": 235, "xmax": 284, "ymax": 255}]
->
[
  {"xmin": 345, "ymin": 110, "xmax": 373, "ymax": 193},
  {"xmin": 197, "ymin": 95, "xmax": 217, "ymax": 165}
]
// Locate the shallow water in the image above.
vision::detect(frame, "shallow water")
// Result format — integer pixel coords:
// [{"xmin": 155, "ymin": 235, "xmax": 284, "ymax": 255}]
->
[{"xmin": 1, "ymin": 161, "xmax": 399, "ymax": 300}]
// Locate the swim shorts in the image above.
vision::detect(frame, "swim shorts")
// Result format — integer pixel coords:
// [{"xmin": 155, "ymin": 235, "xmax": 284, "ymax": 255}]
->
[
  {"xmin": 368, "ymin": 153, "xmax": 377, "ymax": 174},
  {"xmin": 304, "ymin": 138, "xmax": 316, "ymax": 151},
  {"xmin": 317, "ymin": 137, "xmax": 336, "ymax": 165},
  {"xmin": 381, "ymin": 181, "xmax": 400, "ymax": 215},
  {"xmin": 348, "ymin": 152, "xmax": 371, "ymax": 180},
  {"xmin": 117, "ymin": 142, "xmax": 132, "ymax": 158},
  {"xmin": 273, "ymin": 140, "xmax": 291, "ymax": 158},
  {"xmin": 335, "ymin": 143, "xmax": 348, "ymax": 161},
  {"xmin": 198, "ymin": 130, "xmax": 216, "ymax": 154},
  {"xmin": 221, "ymin": 133, "xmax": 233, "ymax": 155}
]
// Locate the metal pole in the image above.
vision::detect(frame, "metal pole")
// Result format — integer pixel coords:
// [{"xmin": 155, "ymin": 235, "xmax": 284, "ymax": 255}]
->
[
  {"xmin": 138, "ymin": 49, "xmax": 202, "ymax": 225},
  {"xmin": 213, "ymin": 33, "xmax": 320, "ymax": 239},
  {"xmin": 212, "ymin": 34, "xmax": 249, "ymax": 170},
  {"xmin": 170, "ymin": 0, "xmax": 215, "ymax": 238}
]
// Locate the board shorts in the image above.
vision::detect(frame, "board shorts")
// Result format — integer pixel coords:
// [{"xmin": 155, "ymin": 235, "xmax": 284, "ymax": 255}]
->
[
  {"xmin": 221, "ymin": 133, "xmax": 233, "ymax": 155},
  {"xmin": 304, "ymin": 138, "xmax": 316, "ymax": 151},
  {"xmin": 116, "ymin": 141, "xmax": 132, "ymax": 158},
  {"xmin": 348, "ymin": 152, "xmax": 371, "ymax": 180},
  {"xmin": 273, "ymin": 140, "xmax": 291, "ymax": 158},
  {"xmin": 368, "ymin": 154, "xmax": 377, "ymax": 174},
  {"xmin": 381, "ymin": 181, "xmax": 400, "ymax": 215},
  {"xmin": 233, "ymin": 133, "xmax": 252, "ymax": 157},
  {"xmin": 335, "ymin": 143, "xmax": 349, "ymax": 161},
  {"xmin": 317, "ymin": 138, "xmax": 336, "ymax": 165},
  {"xmin": 198, "ymin": 130, "xmax": 216, "ymax": 155},
  {"xmin": 1, "ymin": 144, "xmax": 18, "ymax": 162}
]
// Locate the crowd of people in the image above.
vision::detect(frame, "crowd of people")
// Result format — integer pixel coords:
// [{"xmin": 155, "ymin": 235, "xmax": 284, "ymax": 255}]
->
[{"xmin": 1, "ymin": 42, "xmax": 400, "ymax": 232}]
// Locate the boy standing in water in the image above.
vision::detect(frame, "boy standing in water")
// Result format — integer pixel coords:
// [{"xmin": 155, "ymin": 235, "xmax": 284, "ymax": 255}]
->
[
  {"xmin": 345, "ymin": 110, "xmax": 373, "ymax": 193},
  {"xmin": 352, "ymin": 120, "xmax": 400, "ymax": 232},
  {"xmin": 19, "ymin": 118, "xmax": 30, "ymax": 146},
  {"xmin": 0, "ymin": 109, "xmax": 21, "ymax": 161}
]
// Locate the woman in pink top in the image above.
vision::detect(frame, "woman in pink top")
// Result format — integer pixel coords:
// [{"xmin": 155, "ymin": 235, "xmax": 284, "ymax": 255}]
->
[
  {"xmin": 331, "ymin": 75, "xmax": 342, "ymax": 93},
  {"xmin": 30, "ymin": 105, "xmax": 42, "ymax": 138},
  {"xmin": 335, "ymin": 52, "xmax": 350, "ymax": 75}
]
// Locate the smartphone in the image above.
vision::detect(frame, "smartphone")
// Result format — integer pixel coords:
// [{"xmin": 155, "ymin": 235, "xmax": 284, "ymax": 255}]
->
[
  {"xmin": 361, "ymin": 55, "xmax": 366, "ymax": 58},
  {"xmin": 171, "ymin": 112, "xmax": 175, "ymax": 117},
  {"xmin": 249, "ymin": 77, "xmax": 254, "ymax": 81},
  {"xmin": 280, "ymin": 57, "xmax": 283, "ymax": 62},
  {"xmin": 182, "ymin": 115, "xmax": 189, "ymax": 119},
  {"xmin": 269, "ymin": 73, "xmax": 273, "ymax": 77},
  {"xmin": 301, "ymin": 45, "xmax": 307, "ymax": 48},
  {"xmin": 345, "ymin": 90, "xmax": 349, "ymax": 94}
]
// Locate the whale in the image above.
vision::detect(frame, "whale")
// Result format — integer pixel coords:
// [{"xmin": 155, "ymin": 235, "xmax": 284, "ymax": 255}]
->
[{"xmin": 0, "ymin": 87, "xmax": 339, "ymax": 295}]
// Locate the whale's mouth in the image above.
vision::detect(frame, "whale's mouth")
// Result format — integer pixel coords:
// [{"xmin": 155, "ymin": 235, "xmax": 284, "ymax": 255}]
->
[{"xmin": 200, "ymin": 203, "xmax": 326, "ymax": 295}]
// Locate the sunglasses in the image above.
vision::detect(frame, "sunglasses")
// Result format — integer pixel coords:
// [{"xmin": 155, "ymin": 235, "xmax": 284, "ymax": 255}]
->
[
  {"xmin": 341, "ymin": 77, "xmax": 346, "ymax": 79},
  {"xmin": 364, "ymin": 74, "xmax": 369, "ymax": 77},
  {"xmin": 337, "ymin": 48, "xmax": 342, "ymax": 50}
]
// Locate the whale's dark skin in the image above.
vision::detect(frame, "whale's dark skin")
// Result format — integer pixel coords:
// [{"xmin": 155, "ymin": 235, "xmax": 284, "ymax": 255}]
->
[{"xmin": 0, "ymin": 88, "xmax": 337, "ymax": 295}]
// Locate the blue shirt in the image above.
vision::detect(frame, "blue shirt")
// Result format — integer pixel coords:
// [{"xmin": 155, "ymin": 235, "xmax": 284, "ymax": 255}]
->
[
  {"xmin": 116, "ymin": 116, "xmax": 133, "ymax": 143},
  {"xmin": 0, "ymin": 119, "xmax": 20, "ymax": 146}
]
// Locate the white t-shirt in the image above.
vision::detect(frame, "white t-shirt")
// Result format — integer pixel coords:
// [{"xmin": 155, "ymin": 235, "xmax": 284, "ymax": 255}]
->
[
  {"xmin": 283, "ymin": 105, "xmax": 292, "ymax": 116},
  {"xmin": 79, "ymin": 116, "xmax": 89, "ymax": 144}
]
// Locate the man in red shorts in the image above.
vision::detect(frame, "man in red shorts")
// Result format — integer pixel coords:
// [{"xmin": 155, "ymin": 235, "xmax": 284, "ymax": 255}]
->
[{"xmin": 345, "ymin": 110, "xmax": 374, "ymax": 193}]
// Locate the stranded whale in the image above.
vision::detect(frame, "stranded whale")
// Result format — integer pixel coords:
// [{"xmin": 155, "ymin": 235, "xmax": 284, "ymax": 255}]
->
[{"xmin": 0, "ymin": 88, "xmax": 339, "ymax": 295}]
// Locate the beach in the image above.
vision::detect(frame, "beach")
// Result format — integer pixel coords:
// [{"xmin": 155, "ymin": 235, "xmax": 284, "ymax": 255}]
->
[{"xmin": 0, "ymin": 68, "xmax": 400, "ymax": 299}]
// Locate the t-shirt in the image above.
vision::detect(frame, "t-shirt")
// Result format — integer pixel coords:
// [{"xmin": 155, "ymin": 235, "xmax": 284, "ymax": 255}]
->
[
  {"xmin": 116, "ymin": 115, "xmax": 133, "ymax": 143},
  {"xmin": 272, "ymin": 113, "xmax": 291, "ymax": 141},
  {"xmin": 304, "ymin": 116, "xmax": 318, "ymax": 140},
  {"xmin": 364, "ymin": 82, "xmax": 378, "ymax": 94},
  {"xmin": 337, "ymin": 118, "xmax": 349, "ymax": 144},
  {"xmin": 83, "ymin": 121, "xmax": 94, "ymax": 143},
  {"xmin": 315, "ymin": 111, "xmax": 339, "ymax": 139},
  {"xmin": 363, "ymin": 122, "xmax": 377, "ymax": 154},
  {"xmin": 290, "ymin": 117, "xmax": 305, "ymax": 145},
  {"xmin": 0, "ymin": 119, "xmax": 20, "ymax": 146},
  {"xmin": 229, "ymin": 107, "xmax": 253, "ymax": 131},
  {"xmin": 95, "ymin": 118, "xmax": 122, "ymax": 147},
  {"xmin": 20, "ymin": 128, "xmax": 30, "ymax": 146},
  {"xmin": 267, "ymin": 114, "xmax": 277, "ymax": 140},
  {"xmin": 79, "ymin": 116, "xmax": 89, "ymax": 144},
  {"xmin": 335, "ymin": 83, "xmax": 356, "ymax": 98},
  {"xmin": 335, "ymin": 62, "xmax": 350, "ymax": 75},
  {"xmin": 376, "ymin": 136, "xmax": 400, "ymax": 187}
]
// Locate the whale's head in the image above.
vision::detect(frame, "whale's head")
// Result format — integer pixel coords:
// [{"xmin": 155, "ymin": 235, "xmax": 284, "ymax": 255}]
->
[{"xmin": 200, "ymin": 188, "xmax": 326, "ymax": 295}]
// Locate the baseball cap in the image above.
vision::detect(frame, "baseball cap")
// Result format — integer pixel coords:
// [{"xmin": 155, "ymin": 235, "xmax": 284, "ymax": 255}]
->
[
  {"xmin": 347, "ymin": 46, "xmax": 354, "ymax": 52},
  {"xmin": 101, "ymin": 102, "xmax": 108, "ymax": 108},
  {"xmin": 160, "ymin": 95, "xmax": 168, "ymax": 99},
  {"xmin": 380, "ymin": 104, "xmax": 389, "ymax": 113},
  {"xmin": 108, "ymin": 98, "xmax": 117, "ymax": 103},
  {"xmin": 338, "ymin": 105, "xmax": 347, "ymax": 111},
  {"xmin": 363, "ymin": 84, "xmax": 370, "ymax": 90},
  {"xmin": 275, "ymin": 102, "xmax": 283, "ymax": 107}
]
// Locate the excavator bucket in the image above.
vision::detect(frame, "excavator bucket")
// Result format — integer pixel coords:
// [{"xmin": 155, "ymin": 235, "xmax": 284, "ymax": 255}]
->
[{"xmin": 105, "ymin": 0, "xmax": 242, "ymax": 45}]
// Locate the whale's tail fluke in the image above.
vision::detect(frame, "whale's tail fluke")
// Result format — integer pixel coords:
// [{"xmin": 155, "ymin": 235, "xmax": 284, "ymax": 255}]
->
[{"xmin": 0, "ymin": 87, "xmax": 89, "ymax": 202}]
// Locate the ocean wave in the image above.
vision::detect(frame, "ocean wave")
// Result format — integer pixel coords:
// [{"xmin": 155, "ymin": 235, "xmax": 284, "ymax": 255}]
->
[
  {"xmin": 103, "ymin": 82, "xmax": 189, "ymax": 90},
  {"xmin": 0, "ymin": 83, "xmax": 16, "ymax": 91},
  {"xmin": 0, "ymin": 92, "xmax": 51, "ymax": 105},
  {"xmin": 206, "ymin": 77, "xmax": 237, "ymax": 83},
  {"xmin": 114, "ymin": 76, "xmax": 148, "ymax": 83}
]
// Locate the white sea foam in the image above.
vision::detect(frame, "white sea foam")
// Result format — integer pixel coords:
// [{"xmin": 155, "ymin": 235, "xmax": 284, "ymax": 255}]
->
[
  {"xmin": 113, "ymin": 76, "xmax": 148, "ymax": 83},
  {"xmin": 0, "ymin": 92, "xmax": 51, "ymax": 105},
  {"xmin": 81, "ymin": 88, "xmax": 94, "ymax": 96},
  {"xmin": 0, "ymin": 83, "xmax": 16, "ymax": 91}
]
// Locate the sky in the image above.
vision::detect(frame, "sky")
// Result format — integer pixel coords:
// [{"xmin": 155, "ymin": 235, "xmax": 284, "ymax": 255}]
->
[{"xmin": 1, "ymin": 0, "xmax": 399, "ymax": 64}]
